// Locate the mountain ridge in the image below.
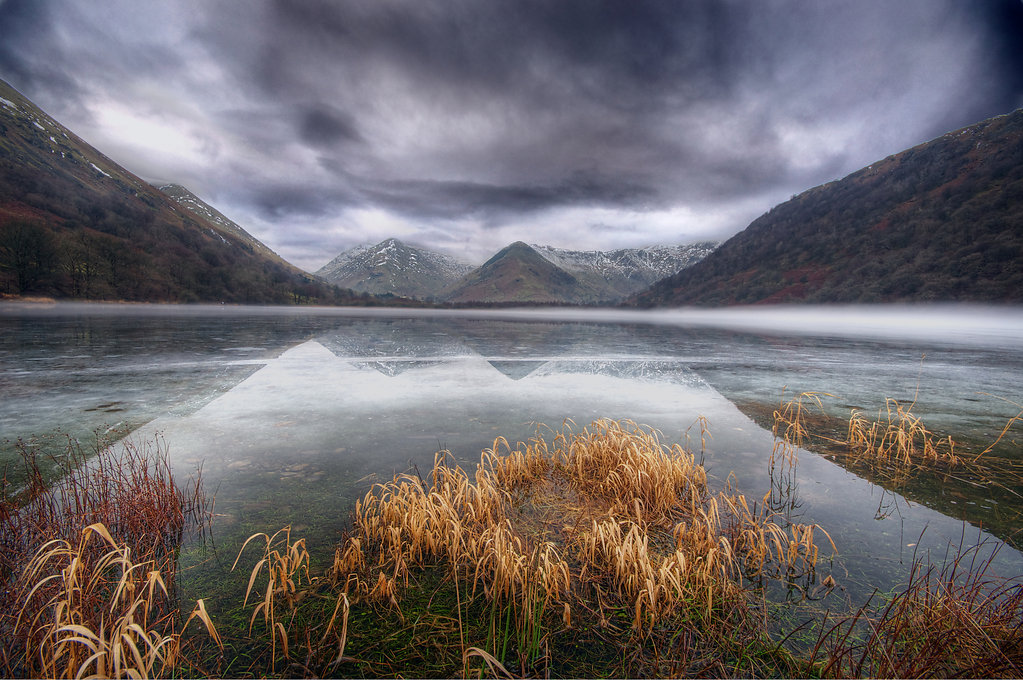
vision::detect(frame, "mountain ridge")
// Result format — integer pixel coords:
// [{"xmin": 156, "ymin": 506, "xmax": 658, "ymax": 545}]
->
[
  {"xmin": 531, "ymin": 242, "xmax": 717, "ymax": 299},
  {"xmin": 317, "ymin": 239, "xmax": 716, "ymax": 303},
  {"xmin": 158, "ymin": 183, "xmax": 282, "ymax": 262}
]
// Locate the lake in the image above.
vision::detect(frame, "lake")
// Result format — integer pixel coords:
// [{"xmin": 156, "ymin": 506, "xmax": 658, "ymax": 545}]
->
[{"xmin": 2, "ymin": 301, "xmax": 1022, "ymax": 622}]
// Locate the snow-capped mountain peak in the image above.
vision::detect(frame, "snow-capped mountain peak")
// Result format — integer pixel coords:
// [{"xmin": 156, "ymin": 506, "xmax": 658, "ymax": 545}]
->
[{"xmin": 315, "ymin": 239, "xmax": 473, "ymax": 299}]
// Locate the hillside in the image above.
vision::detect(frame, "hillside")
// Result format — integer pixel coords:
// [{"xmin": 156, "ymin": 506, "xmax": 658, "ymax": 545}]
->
[
  {"xmin": 633, "ymin": 109, "xmax": 1023, "ymax": 306},
  {"xmin": 316, "ymin": 238, "xmax": 473, "ymax": 299},
  {"xmin": 443, "ymin": 241, "xmax": 608, "ymax": 304},
  {"xmin": 0, "ymin": 79, "xmax": 370, "ymax": 304}
]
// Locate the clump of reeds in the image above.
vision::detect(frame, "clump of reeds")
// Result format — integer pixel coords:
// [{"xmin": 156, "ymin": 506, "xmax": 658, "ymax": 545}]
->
[
  {"xmin": 772, "ymin": 390, "xmax": 833, "ymax": 452},
  {"xmin": 555, "ymin": 419, "xmax": 707, "ymax": 525},
  {"xmin": 12, "ymin": 522, "xmax": 220, "ymax": 679},
  {"xmin": 769, "ymin": 391, "xmax": 969, "ymax": 487},
  {"xmin": 809, "ymin": 537, "xmax": 1023, "ymax": 678},
  {"xmin": 846, "ymin": 397, "xmax": 960, "ymax": 469},
  {"xmin": 0, "ymin": 434, "xmax": 215, "ymax": 677},
  {"xmin": 231, "ymin": 525, "xmax": 358, "ymax": 675},
  {"xmin": 332, "ymin": 418, "xmax": 835, "ymax": 676},
  {"xmin": 0, "ymin": 434, "xmax": 211, "ymax": 585},
  {"xmin": 233, "ymin": 525, "xmax": 313, "ymax": 665},
  {"xmin": 767, "ymin": 391, "xmax": 837, "ymax": 518}
]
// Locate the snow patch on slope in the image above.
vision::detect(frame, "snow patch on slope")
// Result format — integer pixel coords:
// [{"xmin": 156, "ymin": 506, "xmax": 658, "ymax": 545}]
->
[{"xmin": 531, "ymin": 242, "xmax": 718, "ymax": 285}]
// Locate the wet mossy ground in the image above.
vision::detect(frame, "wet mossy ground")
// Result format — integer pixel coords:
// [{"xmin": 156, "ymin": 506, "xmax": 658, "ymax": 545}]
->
[{"xmin": 180, "ymin": 557, "xmax": 805, "ymax": 679}]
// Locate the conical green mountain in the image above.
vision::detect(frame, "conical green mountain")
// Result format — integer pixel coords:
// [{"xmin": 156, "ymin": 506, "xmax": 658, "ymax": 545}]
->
[{"xmin": 443, "ymin": 241, "xmax": 607, "ymax": 304}]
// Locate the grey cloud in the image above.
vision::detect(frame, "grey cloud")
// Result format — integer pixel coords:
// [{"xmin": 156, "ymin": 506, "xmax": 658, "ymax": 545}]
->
[
  {"xmin": 0, "ymin": 0, "xmax": 85, "ymax": 108},
  {"xmin": 223, "ymin": 0, "xmax": 1008, "ymax": 215},
  {"xmin": 244, "ymin": 182, "xmax": 358, "ymax": 221}
]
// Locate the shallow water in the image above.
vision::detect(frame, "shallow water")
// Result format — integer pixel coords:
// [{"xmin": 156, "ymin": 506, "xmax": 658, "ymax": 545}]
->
[{"xmin": 2, "ymin": 302, "xmax": 1022, "ymax": 614}]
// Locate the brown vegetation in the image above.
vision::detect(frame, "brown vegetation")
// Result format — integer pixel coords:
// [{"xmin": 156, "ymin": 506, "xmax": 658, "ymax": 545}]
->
[
  {"xmin": 323, "ymin": 418, "xmax": 835, "ymax": 676},
  {"xmin": 5, "ymin": 410, "xmax": 1022, "ymax": 678},
  {"xmin": 0, "ymin": 435, "xmax": 218, "ymax": 677},
  {"xmin": 809, "ymin": 538, "xmax": 1023, "ymax": 678}
]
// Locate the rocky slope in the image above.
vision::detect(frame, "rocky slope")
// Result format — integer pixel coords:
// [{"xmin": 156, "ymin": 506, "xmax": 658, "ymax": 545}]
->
[
  {"xmin": 532, "ymin": 242, "xmax": 717, "ymax": 299},
  {"xmin": 158, "ymin": 183, "xmax": 280, "ymax": 261}
]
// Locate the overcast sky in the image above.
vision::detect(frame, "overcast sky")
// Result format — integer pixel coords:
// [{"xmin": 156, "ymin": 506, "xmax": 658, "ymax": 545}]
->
[{"xmin": 2, "ymin": 0, "xmax": 1022, "ymax": 270}]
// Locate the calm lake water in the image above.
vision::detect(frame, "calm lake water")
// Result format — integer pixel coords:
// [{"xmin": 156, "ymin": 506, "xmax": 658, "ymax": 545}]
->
[{"xmin": 3, "ymin": 302, "xmax": 1023, "ymax": 617}]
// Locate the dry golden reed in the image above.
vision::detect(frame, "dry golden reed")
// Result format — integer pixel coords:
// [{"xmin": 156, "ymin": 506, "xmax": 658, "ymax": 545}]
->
[
  {"xmin": 13, "ymin": 523, "xmax": 220, "ymax": 679},
  {"xmin": 334, "ymin": 417, "xmax": 835, "ymax": 672},
  {"xmin": 0, "ymin": 435, "xmax": 215, "ymax": 678},
  {"xmin": 846, "ymin": 398, "xmax": 959, "ymax": 468},
  {"xmin": 232, "ymin": 525, "xmax": 313, "ymax": 665},
  {"xmin": 770, "ymin": 390, "xmax": 1023, "ymax": 476},
  {"xmin": 810, "ymin": 539, "xmax": 1023, "ymax": 678}
]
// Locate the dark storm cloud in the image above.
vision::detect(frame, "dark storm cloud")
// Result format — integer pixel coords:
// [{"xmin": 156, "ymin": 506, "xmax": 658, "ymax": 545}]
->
[
  {"xmin": 1, "ymin": 0, "xmax": 1021, "ymax": 267},
  {"xmin": 205, "ymin": 0, "xmax": 1020, "ymax": 215},
  {"xmin": 967, "ymin": 0, "xmax": 1023, "ymax": 120},
  {"xmin": 0, "ymin": 0, "xmax": 86, "ymax": 110},
  {"xmin": 362, "ymin": 172, "xmax": 659, "ymax": 221},
  {"xmin": 298, "ymin": 106, "xmax": 362, "ymax": 148}
]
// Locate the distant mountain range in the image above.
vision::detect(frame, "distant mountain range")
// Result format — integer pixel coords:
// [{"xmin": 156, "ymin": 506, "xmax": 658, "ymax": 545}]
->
[
  {"xmin": 316, "ymin": 239, "xmax": 717, "ymax": 304},
  {"xmin": 0, "ymin": 78, "xmax": 379, "ymax": 304},
  {"xmin": 633, "ymin": 109, "xmax": 1023, "ymax": 306},
  {"xmin": 531, "ymin": 242, "xmax": 717, "ymax": 300},
  {"xmin": 443, "ymin": 241, "xmax": 605, "ymax": 304}
]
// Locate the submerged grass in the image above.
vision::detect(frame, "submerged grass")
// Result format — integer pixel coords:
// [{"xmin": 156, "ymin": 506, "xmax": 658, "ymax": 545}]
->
[
  {"xmin": 764, "ymin": 390, "xmax": 1023, "ymax": 677},
  {"xmin": 767, "ymin": 390, "xmax": 1023, "ymax": 542},
  {"xmin": 809, "ymin": 535, "xmax": 1023, "ymax": 678},
  {"xmin": 771, "ymin": 390, "xmax": 1023, "ymax": 479}
]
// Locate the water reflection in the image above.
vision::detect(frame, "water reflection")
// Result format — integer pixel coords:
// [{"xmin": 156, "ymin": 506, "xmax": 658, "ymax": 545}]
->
[{"xmin": 119, "ymin": 333, "xmax": 1018, "ymax": 609}]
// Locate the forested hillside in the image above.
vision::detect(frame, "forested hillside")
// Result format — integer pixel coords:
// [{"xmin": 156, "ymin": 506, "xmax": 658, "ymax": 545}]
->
[{"xmin": 634, "ymin": 109, "xmax": 1023, "ymax": 306}]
